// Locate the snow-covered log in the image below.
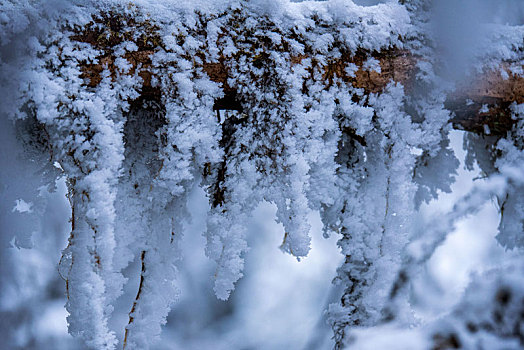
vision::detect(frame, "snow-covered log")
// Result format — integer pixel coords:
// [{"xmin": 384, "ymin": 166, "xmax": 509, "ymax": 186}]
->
[{"xmin": 73, "ymin": 11, "xmax": 523, "ymax": 136}]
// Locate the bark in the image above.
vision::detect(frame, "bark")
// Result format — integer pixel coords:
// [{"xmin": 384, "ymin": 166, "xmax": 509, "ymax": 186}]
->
[{"xmin": 73, "ymin": 14, "xmax": 523, "ymax": 136}]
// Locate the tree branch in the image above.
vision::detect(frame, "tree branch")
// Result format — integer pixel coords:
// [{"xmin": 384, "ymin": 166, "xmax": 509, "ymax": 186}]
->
[{"xmin": 73, "ymin": 11, "xmax": 523, "ymax": 136}]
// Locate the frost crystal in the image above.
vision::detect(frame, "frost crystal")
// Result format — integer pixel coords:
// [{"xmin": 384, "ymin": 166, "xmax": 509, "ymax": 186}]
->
[{"xmin": 1, "ymin": 0, "xmax": 523, "ymax": 349}]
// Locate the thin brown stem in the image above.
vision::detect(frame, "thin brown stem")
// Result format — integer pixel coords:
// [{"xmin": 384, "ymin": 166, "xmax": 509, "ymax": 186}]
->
[
  {"xmin": 123, "ymin": 250, "xmax": 146, "ymax": 350},
  {"xmin": 58, "ymin": 186, "xmax": 76, "ymax": 300}
]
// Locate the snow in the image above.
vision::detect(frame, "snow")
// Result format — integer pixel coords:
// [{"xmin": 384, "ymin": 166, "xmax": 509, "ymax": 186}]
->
[
  {"xmin": 12, "ymin": 199, "xmax": 33, "ymax": 213},
  {"xmin": 1, "ymin": 0, "xmax": 523, "ymax": 349}
]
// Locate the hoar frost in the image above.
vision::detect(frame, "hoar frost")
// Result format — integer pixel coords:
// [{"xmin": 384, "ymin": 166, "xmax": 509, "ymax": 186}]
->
[{"xmin": 1, "ymin": 0, "xmax": 523, "ymax": 349}]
